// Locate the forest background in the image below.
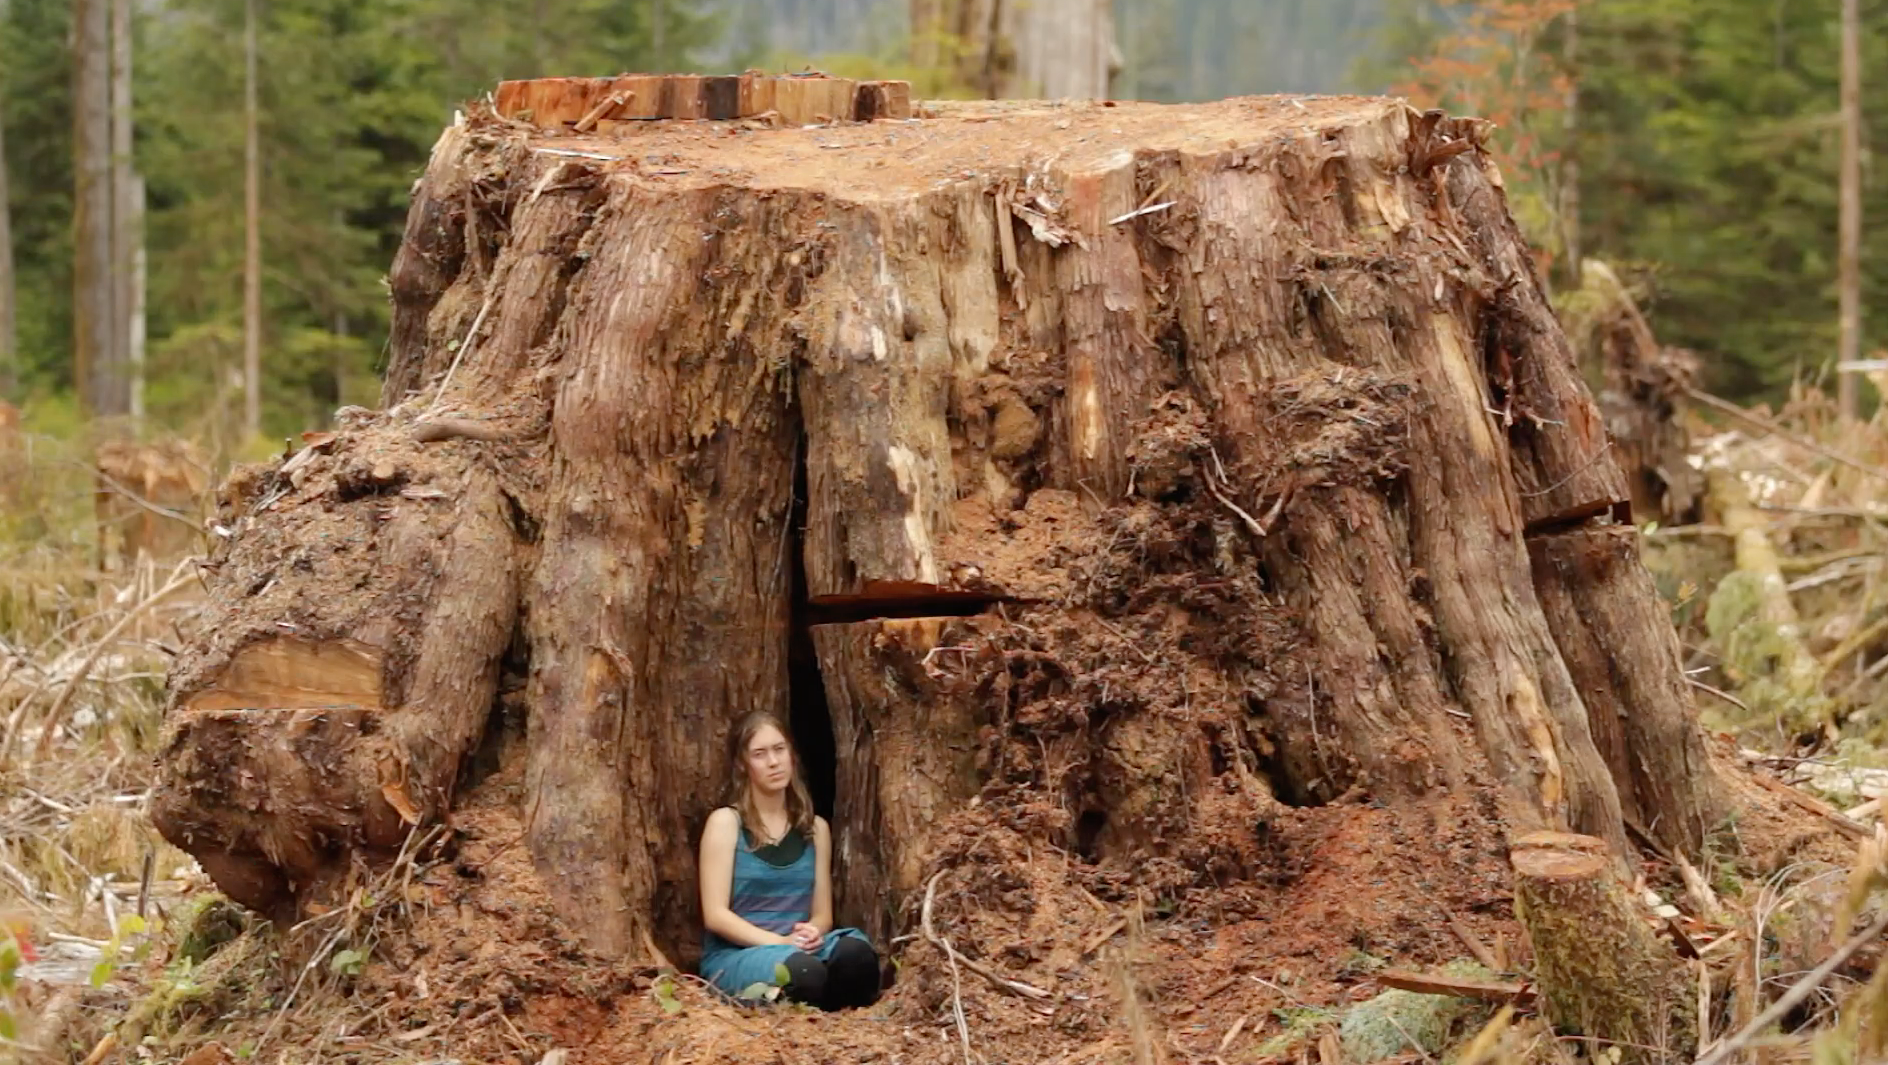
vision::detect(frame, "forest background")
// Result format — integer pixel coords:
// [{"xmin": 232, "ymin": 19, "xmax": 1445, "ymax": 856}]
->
[{"xmin": 0, "ymin": 0, "xmax": 1876, "ymax": 470}]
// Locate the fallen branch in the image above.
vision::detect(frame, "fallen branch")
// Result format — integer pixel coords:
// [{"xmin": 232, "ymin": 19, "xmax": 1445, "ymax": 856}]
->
[
  {"xmin": 80, "ymin": 1031, "xmax": 118, "ymax": 1065},
  {"xmin": 1446, "ymin": 914, "xmax": 1504, "ymax": 973},
  {"xmin": 571, "ymin": 91, "xmax": 629, "ymax": 134},
  {"xmin": 1686, "ymin": 677, "xmax": 1753, "ymax": 718},
  {"xmin": 84, "ymin": 460, "xmax": 203, "ymax": 533},
  {"xmin": 1218, "ymin": 1011, "xmax": 1254, "ymax": 1054},
  {"xmin": 920, "ymin": 871, "xmax": 1054, "ymax": 1001},
  {"xmin": 923, "ymin": 873, "xmax": 975, "ymax": 1065},
  {"xmin": 1374, "ymin": 970, "xmax": 1536, "ymax": 1007},
  {"xmin": 426, "ymin": 292, "xmax": 496, "ymax": 416},
  {"xmin": 1747, "ymin": 773, "xmax": 1870, "ymax": 840},
  {"xmin": 1082, "ymin": 917, "xmax": 1127, "ymax": 956},
  {"xmin": 1693, "ymin": 906, "xmax": 1888, "ymax": 1065},
  {"xmin": 1203, "ymin": 450, "xmax": 1270, "ymax": 537},
  {"xmin": 1687, "ymin": 388, "xmax": 1888, "ymax": 486}
]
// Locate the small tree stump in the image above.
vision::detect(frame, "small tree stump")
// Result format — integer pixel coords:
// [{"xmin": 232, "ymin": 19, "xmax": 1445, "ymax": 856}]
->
[{"xmin": 1512, "ymin": 832, "xmax": 1694, "ymax": 1064}]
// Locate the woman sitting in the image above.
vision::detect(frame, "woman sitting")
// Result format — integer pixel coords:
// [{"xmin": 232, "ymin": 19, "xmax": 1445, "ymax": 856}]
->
[{"xmin": 698, "ymin": 710, "xmax": 882, "ymax": 1010}]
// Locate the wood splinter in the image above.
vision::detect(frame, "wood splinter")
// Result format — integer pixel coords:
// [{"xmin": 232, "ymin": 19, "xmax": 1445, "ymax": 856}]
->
[{"xmin": 571, "ymin": 91, "xmax": 631, "ymax": 134}]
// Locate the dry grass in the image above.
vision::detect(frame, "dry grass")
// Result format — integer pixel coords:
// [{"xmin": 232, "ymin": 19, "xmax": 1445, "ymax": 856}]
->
[{"xmin": 0, "ymin": 428, "xmax": 212, "ymax": 1059}]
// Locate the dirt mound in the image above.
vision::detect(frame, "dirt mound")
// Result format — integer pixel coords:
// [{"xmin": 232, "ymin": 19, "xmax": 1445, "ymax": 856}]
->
[{"xmin": 135, "ymin": 770, "xmax": 1524, "ymax": 1065}]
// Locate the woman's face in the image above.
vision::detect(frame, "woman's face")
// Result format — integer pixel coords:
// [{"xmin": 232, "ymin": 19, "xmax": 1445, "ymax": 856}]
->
[{"xmin": 744, "ymin": 724, "xmax": 794, "ymax": 795}]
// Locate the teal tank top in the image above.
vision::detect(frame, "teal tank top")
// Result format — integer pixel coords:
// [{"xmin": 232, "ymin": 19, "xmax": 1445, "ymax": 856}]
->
[{"xmin": 702, "ymin": 816, "xmax": 814, "ymax": 959}]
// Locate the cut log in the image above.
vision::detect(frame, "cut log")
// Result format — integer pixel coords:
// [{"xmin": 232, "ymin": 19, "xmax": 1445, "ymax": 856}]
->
[
  {"xmin": 94, "ymin": 437, "xmax": 208, "ymax": 568},
  {"xmin": 152, "ymin": 422, "xmax": 522, "ymax": 922},
  {"xmin": 1512, "ymin": 832, "xmax": 1695, "ymax": 1064},
  {"xmin": 812, "ymin": 616, "xmax": 993, "ymax": 944},
  {"xmin": 1528, "ymin": 526, "xmax": 1724, "ymax": 856},
  {"xmin": 492, "ymin": 73, "xmax": 912, "ymax": 130},
  {"xmin": 155, "ymin": 89, "xmax": 1732, "ymax": 963}
]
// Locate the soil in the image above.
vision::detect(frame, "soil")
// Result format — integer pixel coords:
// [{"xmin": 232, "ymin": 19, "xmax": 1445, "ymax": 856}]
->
[{"xmin": 128, "ymin": 737, "xmax": 1842, "ymax": 1065}]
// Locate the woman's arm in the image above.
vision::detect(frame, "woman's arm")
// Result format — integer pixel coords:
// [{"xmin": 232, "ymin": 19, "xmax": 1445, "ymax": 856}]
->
[
  {"xmin": 809, "ymin": 816, "xmax": 835, "ymax": 934},
  {"xmin": 699, "ymin": 808, "xmax": 793, "ymax": 949}
]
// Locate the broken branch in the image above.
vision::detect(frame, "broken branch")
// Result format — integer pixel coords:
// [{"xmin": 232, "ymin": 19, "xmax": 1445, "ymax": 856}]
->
[
  {"xmin": 1374, "ymin": 970, "xmax": 1536, "ymax": 1007},
  {"xmin": 571, "ymin": 91, "xmax": 630, "ymax": 134},
  {"xmin": 921, "ymin": 871, "xmax": 1053, "ymax": 1001},
  {"xmin": 1688, "ymin": 388, "xmax": 1888, "ymax": 486},
  {"xmin": 1694, "ymin": 906, "xmax": 1888, "ymax": 1065}
]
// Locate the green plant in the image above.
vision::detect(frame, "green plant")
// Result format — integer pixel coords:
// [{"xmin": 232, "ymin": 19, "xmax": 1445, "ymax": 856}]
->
[
  {"xmin": 735, "ymin": 962, "xmax": 793, "ymax": 1004},
  {"xmin": 90, "ymin": 913, "xmax": 153, "ymax": 988},
  {"xmin": 0, "ymin": 923, "xmax": 26, "ymax": 1043}
]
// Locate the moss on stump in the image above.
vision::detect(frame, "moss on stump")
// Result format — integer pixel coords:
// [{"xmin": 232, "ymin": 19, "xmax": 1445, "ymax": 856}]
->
[{"xmin": 1512, "ymin": 832, "xmax": 1694, "ymax": 1064}]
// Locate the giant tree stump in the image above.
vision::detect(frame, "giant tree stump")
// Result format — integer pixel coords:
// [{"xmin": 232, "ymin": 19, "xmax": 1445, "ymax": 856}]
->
[{"xmin": 155, "ymin": 81, "xmax": 1727, "ymax": 962}]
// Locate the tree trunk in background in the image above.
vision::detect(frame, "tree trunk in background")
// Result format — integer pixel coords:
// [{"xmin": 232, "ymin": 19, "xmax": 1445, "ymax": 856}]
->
[
  {"xmin": 0, "ymin": 84, "xmax": 15, "ymax": 401},
  {"xmin": 73, "ymin": 0, "xmax": 117, "ymax": 418},
  {"xmin": 1838, "ymin": 0, "xmax": 1862, "ymax": 420},
  {"xmin": 156, "ymin": 86, "xmax": 1731, "ymax": 964},
  {"xmin": 242, "ymin": 0, "xmax": 262, "ymax": 442},
  {"xmin": 1558, "ymin": 6, "xmax": 1581, "ymax": 293},
  {"xmin": 1002, "ymin": 0, "xmax": 1116, "ymax": 99},
  {"xmin": 112, "ymin": 0, "xmax": 143, "ymax": 425},
  {"xmin": 650, "ymin": 0, "xmax": 666, "ymax": 70},
  {"xmin": 909, "ymin": 0, "xmax": 1000, "ymax": 97},
  {"xmin": 910, "ymin": 0, "xmax": 1116, "ymax": 99},
  {"xmin": 129, "ymin": 175, "xmax": 145, "ymax": 422}
]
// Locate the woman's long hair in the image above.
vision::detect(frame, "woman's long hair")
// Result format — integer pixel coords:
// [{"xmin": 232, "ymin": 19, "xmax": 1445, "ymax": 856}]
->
[{"xmin": 724, "ymin": 710, "xmax": 816, "ymax": 845}]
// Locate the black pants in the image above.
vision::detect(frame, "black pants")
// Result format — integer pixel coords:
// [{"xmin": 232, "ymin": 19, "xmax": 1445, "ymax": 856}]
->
[{"xmin": 781, "ymin": 937, "xmax": 882, "ymax": 1011}]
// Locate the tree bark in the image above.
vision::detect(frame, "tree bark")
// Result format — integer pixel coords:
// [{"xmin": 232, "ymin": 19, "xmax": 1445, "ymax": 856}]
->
[
  {"xmin": 1528, "ymin": 526, "xmax": 1722, "ymax": 854},
  {"xmin": 0, "ymin": 73, "xmax": 15, "ymax": 400},
  {"xmin": 72, "ymin": 0, "xmax": 117, "ymax": 418},
  {"xmin": 152, "ymin": 423, "xmax": 523, "ymax": 923},
  {"xmin": 813, "ymin": 617, "xmax": 994, "ymax": 945},
  {"xmin": 111, "ymin": 0, "xmax": 142, "ymax": 426},
  {"xmin": 1838, "ymin": 0, "xmax": 1862, "ymax": 421},
  {"xmin": 1512, "ymin": 832, "xmax": 1695, "ymax": 1063},
  {"xmin": 156, "ymin": 88, "xmax": 1732, "ymax": 959},
  {"xmin": 242, "ymin": 0, "xmax": 262, "ymax": 441}
]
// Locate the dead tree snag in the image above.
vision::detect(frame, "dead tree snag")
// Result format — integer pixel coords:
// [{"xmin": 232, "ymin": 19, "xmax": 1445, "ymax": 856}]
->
[{"xmin": 155, "ymin": 81, "xmax": 1729, "ymax": 965}]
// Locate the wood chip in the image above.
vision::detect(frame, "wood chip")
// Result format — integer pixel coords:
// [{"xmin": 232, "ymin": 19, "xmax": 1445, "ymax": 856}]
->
[
  {"xmin": 1218, "ymin": 1011, "xmax": 1253, "ymax": 1053},
  {"xmin": 1082, "ymin": 918, "xmax": 1127, "ymax": 955},
  {"xmin": 1446, "ymin": 914, "xmax": 1502, "ymax": 972}
]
